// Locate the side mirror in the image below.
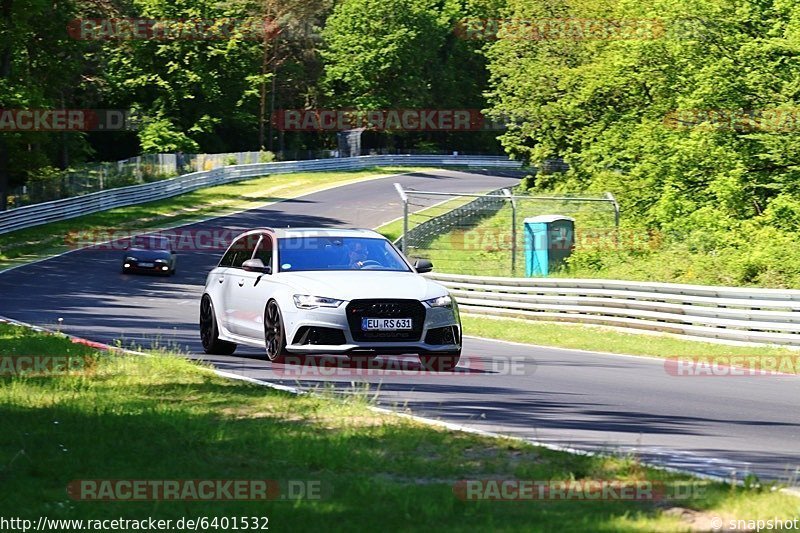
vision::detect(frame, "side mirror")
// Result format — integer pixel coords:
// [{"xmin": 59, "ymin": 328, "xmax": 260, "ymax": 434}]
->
[
  {"xmin": 242, "ymin": 258, "xmax": 272, "ymax": 274},
  {"xmin": 413, "ymin": 259, "xmax": 433, "ymax": 274}
]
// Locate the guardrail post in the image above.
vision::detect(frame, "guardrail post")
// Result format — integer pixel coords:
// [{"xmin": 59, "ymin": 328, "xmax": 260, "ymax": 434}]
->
[{"xmin": 394, "ymin": 183, "xmax": 409, "ymax": 254}]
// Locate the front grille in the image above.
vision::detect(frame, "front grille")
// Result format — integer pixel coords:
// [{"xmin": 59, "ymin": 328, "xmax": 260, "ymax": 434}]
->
[
  {"xmin": 292, "ymin": 326, "xmax": 347, "ymax": 346},
  {"xmin": 346, "ymin": 299, "xmax": 426, "ymax": 342},
  {"xmin": 424, "ymin": 325, "xmax": 459, "ymax": 345}
]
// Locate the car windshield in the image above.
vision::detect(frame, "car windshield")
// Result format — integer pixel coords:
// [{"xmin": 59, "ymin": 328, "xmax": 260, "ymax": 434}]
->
[
  {"xmin": 131, "ymin": 236, "xmax": 170, "ymax": 250},
  {"xmin": 278, "ymin": 236, "xmax": 410, "ymax": 272}
]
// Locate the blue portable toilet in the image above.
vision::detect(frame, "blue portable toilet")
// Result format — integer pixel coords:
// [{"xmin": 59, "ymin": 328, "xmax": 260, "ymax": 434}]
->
[{"xmin": 524, "ymin": 215, "xmax": 575, "ymax": 276}]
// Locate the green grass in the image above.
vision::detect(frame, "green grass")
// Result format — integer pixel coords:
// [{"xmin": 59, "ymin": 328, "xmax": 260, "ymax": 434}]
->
[
  {"xmin": 0, "ymin": 167, "xmax": 433, "ymax": 272},
  {"xmin": 409, "ymin": 201, "xmax": 517, "ymax": 276},
  {"xmin": 463, "ymin": 315, "xmax": 800, "ymax": 362},
  {"xmin": 1, "ymin": 322, "xmax": 798, "ymax": 532}
]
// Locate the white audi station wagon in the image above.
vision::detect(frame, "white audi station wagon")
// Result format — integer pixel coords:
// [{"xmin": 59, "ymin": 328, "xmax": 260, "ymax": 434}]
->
[{"xmin": 200, "ymin": 228, "xmax": 462, "ymax": 371}]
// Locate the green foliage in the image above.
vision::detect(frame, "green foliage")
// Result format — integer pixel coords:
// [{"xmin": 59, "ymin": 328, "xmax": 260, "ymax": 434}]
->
[
  {"xmin": 138, "ymin": 116, "xmax": 200, "ymax": 154},
  {"xmin": 0, "ymin": 0, "xmax": 505, "ymax": 205},
  {"xmin": 103, "ymin": 0, "xmax": 266, "ymax": 153},
  {"xmin": 259, "ymin": 150, "xmax": 276, "ymax": 163},
  {"xmin": 483, "ymin": 0, "xmax": 800, "ymax": 287},
  {"xmin": 319, "ymin": 0, "xmax": 503, "ymax": 152},
  {"xmin": 322, "ymin": 0, "xmax": 448, "ymax": 108}
]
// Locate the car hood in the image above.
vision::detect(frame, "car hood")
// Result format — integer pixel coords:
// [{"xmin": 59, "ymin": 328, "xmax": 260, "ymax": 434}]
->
[
  {"xmin": 277, "ymin": 271, "xmax": 447, "ymax": 302},
  {"xmin": 125, "ymin": 248, "xmax": 171, "ymax": 260}
]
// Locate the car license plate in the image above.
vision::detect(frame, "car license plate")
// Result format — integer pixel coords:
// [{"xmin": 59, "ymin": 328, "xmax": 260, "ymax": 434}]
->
[
  {"xmin": 138, "ymin": 262, "xmax": 154, "ymax": 268},
  {"xmin": 361, "ymin": 318, "xmax": 412, "ymax": 331}
]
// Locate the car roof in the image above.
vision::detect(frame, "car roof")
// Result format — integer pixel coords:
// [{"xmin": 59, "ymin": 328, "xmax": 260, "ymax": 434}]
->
[
  {"xmin": 240, "ymin": 227, "xmax": 385, "ymax": 239},
  {"xmin": 132, "ymin": 235, "xmax": 170, "ymax": 247}
]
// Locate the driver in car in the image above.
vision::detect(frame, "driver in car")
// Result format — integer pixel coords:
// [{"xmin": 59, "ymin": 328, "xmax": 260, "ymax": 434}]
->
[{"xmin": 347, "ymin": 241, "xmax": 370, "ymax": 268}]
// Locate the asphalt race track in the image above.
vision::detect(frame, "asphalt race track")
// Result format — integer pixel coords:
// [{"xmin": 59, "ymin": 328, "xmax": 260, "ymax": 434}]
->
[{"xmin": 1, "ymin": 169, "xmax": 799, "ymax": 482}]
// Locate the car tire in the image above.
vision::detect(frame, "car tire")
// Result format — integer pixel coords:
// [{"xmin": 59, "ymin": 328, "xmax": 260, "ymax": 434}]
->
[
  {"xmin": 264, "ymin": 300, "xmax": 289, "ymax": 363},
  {"xmin": 419, "ymin": 351, "xmax": 461, "ymax": 372},
  {"xmin": 200, "ymin": 295, "xmax": 237, "ymax": 355}
]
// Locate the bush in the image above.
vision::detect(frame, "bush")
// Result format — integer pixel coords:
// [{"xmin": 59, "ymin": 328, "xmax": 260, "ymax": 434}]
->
[
  {"xmin": 26, "ymin": 166, "xmax": 63, "ymax": 202},
  {"xmin": 259, "ymin": 150, "xmax": 276, "ymax": 163},
  {"xmin": 758, "ymin": 194, "xmax": 800, "ymax": 232},
  {"xmin": 518, "ymin": 174, "xmax": 537, "ymax": 191},
  {"xmin": 138, "ymin": 116, "xmax": 199, "ymax": 154}
]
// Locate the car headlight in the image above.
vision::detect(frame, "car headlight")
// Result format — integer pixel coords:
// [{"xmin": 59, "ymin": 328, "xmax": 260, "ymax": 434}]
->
[
  {"xmin": 293, "ymin": 294, "xmax": 344, "ymax": 309},
  {"xmin": 423, "ymin": 294, "xmax": 453, "ymax": 308},
  {"xmin": 125, "ymin": 256, "xmax": 137, "ymax": 262},
  {"xmin": 155, "ymin": 258, "xmax": 168, "ymax": 263}
]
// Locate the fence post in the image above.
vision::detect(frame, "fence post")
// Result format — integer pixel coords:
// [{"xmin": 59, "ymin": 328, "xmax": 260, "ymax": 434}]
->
[
  {"xmin": 503, "ymin": 189, "xmax": 516, "ymax": 275},
  {"xmin": 606, "ymin": 192, "xmax": 620, "ymax": 228},
  {"xmin": 394, "ymin": 183, "xmax": 409, "ymax": 254}
]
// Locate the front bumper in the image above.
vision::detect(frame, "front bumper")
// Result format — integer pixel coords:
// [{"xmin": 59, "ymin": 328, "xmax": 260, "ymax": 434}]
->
[
  {"xmin": 282, "ymin": 302, "xmax": 461, "ymax": 355},
  {"xmin": 123, "ymin": 261, "xmax": 171, "ymax": 273}
]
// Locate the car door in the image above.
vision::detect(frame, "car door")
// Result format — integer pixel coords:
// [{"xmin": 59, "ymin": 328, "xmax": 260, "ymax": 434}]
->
[
  {"xmin": 215, "ymin": 234, "xmax": 251, "ymax": 334},
  {"xmin": 229, "ymin": 232, "xmax": 278, "ymax": 340}
]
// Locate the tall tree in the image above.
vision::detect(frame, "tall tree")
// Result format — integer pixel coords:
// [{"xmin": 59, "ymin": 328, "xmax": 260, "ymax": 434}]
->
[{"xmin": 0, "ymin": 0, "xmax": 92, "ymax": 209}]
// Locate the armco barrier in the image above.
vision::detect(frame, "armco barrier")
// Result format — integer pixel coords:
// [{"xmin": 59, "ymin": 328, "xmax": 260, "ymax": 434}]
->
[
  {"xmin": 426, "ymin": 272, "xmax": 800, "ymax": 346},
  {"xmin": 0, "ymin": 155, "xmax": 522, "ymax": 235}
]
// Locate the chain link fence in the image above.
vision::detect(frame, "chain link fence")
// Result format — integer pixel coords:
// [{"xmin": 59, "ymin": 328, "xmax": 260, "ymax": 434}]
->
[
  {"xmin": 400, "ymin": 188, "xmax": 508, "ymax": 251},
  {"xmin": 396, "ymin": 185, "xmax": 621, "ymax": 277}
]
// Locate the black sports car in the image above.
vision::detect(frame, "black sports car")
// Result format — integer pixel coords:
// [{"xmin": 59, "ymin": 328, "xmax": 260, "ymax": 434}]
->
[{"xmin": 122, "ymin": 235, "xmax": 177, "ymax": 276}]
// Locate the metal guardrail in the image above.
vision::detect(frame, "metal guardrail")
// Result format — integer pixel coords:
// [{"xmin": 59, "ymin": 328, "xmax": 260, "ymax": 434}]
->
[
  {"xmin": 0, "ymin": 155, "xmax": 522, "ymax": 235},
  {"xmin": 427, "ymin": 272, "xmax": 800, "ymax": 346}
]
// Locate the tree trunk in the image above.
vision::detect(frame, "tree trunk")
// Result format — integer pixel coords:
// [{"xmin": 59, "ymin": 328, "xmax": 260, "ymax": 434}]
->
[
  {"xmin": 0, "ymin": 0, "xmax": 13, "ymax": 210},
  {"xmin": 258, "ymin": 30, "xmax": 270, "ymax": 150},
  {"xmin": 0, "ymin": 137, "xmax": 8, "ymax": 211}
]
